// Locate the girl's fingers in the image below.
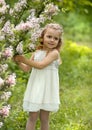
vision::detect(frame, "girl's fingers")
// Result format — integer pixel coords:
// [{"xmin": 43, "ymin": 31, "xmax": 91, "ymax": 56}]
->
[
  {"xmin": 15, "ymin": 55, "xmax": 25, "ymax": 62},
  {"xmin": 13, "ymin": 55, "xmax": 21, "ymax": 62}
]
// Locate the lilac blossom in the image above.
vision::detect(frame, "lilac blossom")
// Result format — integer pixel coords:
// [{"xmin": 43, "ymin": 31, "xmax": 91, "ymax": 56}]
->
[
  {"xmin": 29, "ymin": 9, "xmax": 36, "ymax": 18},
  {"xmin": 9, "ymin": 0, "xmax": 27, "ymax": 16},
  {"xmin": 2, "ymin": 46, "xmax": 13, "ymax": 58},
  {"xmin": 5, "ymin": 73, "xmax": 16, "ymax": 86},
  {"xmin": 0, "ymin": 91, "xmax": 12, "ymax": 100},
  {"xmin": 28, "ymin": 17, "xmax": 40, "ymax": 29},
  {"xmin": 31, "ymin": 28, "xmax": 42, "ymax": 43},
  {"xmin": 28, "ymin": 43, "xmax": 36, "ymax": 51},
  {"xmin": 39, "ymin": 15, "xmax": 46, "ymax": 24},
  {"xmin": 0, "ymin": 64, "xmax": 8, "ymax": 73},
  {"xmin": 15, "ymin": 21, "xmax": 32, "ymax": 31},
  {"xmin": 15, "ymin": 17, "xmax": 40, "ymax": 32},
  {"xmin": 16, "ymin": 41, "xmax": 23, "ymax": 54},
  {"xmin": 2, "ymin": 64, "xmax": 8, "ymax": 70},
  {"xmin": 1, "ymin": 21, "xmax": 14, "ymax": 36},
  {"xmin": 0, "ymin": 105, "xmax": 11, "ymax": 117},
  {"xmin": 44, "ymin": 3, "xmax": 60, "ymax": 19},
  {"xmin": 0, "ymin": 0, "xmax": 9, "ymax": 15}
]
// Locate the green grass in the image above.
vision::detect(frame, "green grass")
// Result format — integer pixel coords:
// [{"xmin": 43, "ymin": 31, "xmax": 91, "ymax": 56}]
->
[
  {"xmin": 3, "ymin": 84, "xmax": 92, "ymax": 130},
  {"xmin": 52, "ymin": 85, "xmax": 92, "ymax": 130}
]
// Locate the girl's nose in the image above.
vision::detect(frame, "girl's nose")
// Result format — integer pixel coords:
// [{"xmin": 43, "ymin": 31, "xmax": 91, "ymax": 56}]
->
[{"xmin": 51, "ymin": 38, "xmax": 54, "ymax": 41}]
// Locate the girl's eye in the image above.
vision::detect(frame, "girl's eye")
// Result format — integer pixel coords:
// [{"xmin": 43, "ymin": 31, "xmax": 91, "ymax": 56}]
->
[
  {"xmin": 47, "ymin": 35, "xmax": 52, "ymax": 38},
  {"xmin": 54, "ymin": 37, "xmax": 59, "ymax": 40}
]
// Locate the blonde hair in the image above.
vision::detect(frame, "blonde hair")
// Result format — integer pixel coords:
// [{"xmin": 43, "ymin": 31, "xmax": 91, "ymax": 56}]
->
[{"xmin": 37, "ymin": 23, "xmax": 63, "ymax": 51}]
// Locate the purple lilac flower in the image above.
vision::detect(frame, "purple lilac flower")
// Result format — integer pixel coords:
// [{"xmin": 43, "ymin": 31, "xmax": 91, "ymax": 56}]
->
[
  {"xmin": 0, "ymin": 105, "xmax": 11, "ymax": 117},
  {"xmin": 16, "ymin": 41, "xmax": 23, "ymax": 54},
  {"xmin": 2, "ymin": 46, "xmax": 13, "ymax": 58},
  {"xmin": 0, "ymin": 91, "xmax": 12, "ymax": 100}
]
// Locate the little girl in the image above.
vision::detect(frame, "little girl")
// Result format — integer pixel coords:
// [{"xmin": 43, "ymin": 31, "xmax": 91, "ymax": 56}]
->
[{"xmin": 14, "ymin": 23, "xmax": 63, "ymax": 130}]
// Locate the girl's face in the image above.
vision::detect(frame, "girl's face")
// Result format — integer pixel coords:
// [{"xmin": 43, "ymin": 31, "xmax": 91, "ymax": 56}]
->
[{"xmin": 42, "ymin": 28, "xmax": 60, "ymax": 50}]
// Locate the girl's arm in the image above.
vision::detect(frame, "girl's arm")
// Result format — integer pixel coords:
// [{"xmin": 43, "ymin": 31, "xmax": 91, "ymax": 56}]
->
[
  {"xmin": 58, "ymin": 54, "xmax": 62, "ymax": 65},
  {"xmin": 17, "ymin": 62, "xmax": 31, "ymax": 72},
  {"xmin": 15, "ymin": 50, "xmax": 59, "ymax": 69},
  {"xmin": 14, "ymin": 54, "xmax": 34, "ymax": 72}
]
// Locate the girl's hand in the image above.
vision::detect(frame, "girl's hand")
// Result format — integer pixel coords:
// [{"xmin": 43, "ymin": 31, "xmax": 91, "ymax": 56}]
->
[{"xmin": 13, "ymin": 55, "xmax": 25, "ymax": 63}]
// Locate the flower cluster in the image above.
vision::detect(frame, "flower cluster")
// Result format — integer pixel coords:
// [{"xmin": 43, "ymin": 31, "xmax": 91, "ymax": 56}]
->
[
  {"xmin": 0, "ymin": 64, "xmax": 8, "ymax": 73},
  {"xmin": 1, "ymin": 46, "xmax": 13, "ymax": 59},
  {"xmin": 0, "ymin": 105, "xmax": 11, "ymax": 128},
  {"xmin": 0, "ymin": 91, "xmax": 12, "ymax": 100},
  {"xmin": 44, "ymin": 3, "xmax": 60, "ymax": 18},
  {"xmin": 9, "ymin": 0, "xmax": 27, "ymax": 17},
  {"xmin": 0, "ymin": 0, "xmax": 9, "ymax": 15},
  {"xmin": 0, "ymin": 0, "xmax": 60, "ymax": 128},
  {"xmin": 0, "ymin": 105, "xmax": 11, "ymax": 117},
  {"xmin": 5, "ymin": 73, "xmax": 16, "ymax": 87},
  {"xmin": 0, "ymin": 73, "xmax": 16, "ymax": 90}
]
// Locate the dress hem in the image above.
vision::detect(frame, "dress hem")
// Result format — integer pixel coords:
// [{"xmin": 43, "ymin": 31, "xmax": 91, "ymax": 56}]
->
[{"xmin": 23, "ymin": 101, "xmax": 60, "ymax": 112}]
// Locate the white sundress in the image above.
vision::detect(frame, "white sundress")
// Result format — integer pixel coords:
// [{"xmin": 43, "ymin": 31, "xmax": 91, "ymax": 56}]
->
[{"xmin": 23, "ymin": 50, "xmax": 60, "ymax": 112}]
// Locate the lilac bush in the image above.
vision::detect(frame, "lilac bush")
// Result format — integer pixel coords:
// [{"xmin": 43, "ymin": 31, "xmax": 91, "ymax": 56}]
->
[{"xmin": 0, "ymin": 0, "xmax": 60, "ymax": 128}]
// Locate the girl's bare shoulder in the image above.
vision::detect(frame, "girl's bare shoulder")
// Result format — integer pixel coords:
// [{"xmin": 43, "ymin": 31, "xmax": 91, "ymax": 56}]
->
[{"xmin": 49, "ymin": 49, "xmax": 59, "ymax": 58}]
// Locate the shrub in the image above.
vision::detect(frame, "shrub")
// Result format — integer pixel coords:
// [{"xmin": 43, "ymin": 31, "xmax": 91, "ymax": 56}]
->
[{"xmin": 59, "ymin": 40, "xmax": 92, "ymax": 87}]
